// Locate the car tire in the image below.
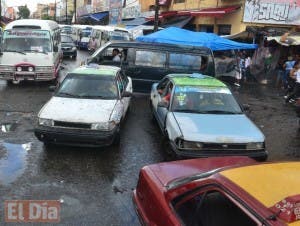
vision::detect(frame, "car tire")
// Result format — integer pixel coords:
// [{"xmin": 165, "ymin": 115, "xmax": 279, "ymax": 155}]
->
[
  {"xmin": 73, "ymin": 55, "xmax": 77, "ymax": 60},
  {"xmin": 254, "ymin": 155, "xmax": 268, "ymax": 162},
  {"xmin": 112, "ymin": 132, "xmax": 121, "ymax": 146}
]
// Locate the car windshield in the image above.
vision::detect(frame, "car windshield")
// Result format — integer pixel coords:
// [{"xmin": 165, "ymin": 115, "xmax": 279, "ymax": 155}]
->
[
  {"xmin": 61, "ymin": 35, "xmax": 73, "ymax": 43},
  {"xmin": 3, "ymin": 30, "xmax": 52, "ymax": 53},
  {"xmin": 81, "ymin": 30, "xmax": 91, "ymax": 37},
  {"xmin": 171, "ymin": 85, "xmax": 242, "ymax": 114},
  {"xmin": 55, "ymin": 74, "xmax": 118, "ymax": 99}
]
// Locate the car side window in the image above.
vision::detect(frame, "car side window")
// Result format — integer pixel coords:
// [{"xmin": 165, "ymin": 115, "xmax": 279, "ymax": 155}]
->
[
  {"xmin": 174, "ymin": 190, "xmax": 258, "ymax": 226},
  {"xmin": 169, "ymin": 53, "xmax": 202, "ymax": 70},
  {"xmin": 157, "ymin": 78, "xmax": 169, "ymax": 95},
  {"xmin": 120, "ymin": 72, "xmax": 128, "ymax": 88},
  {"xmin": 135, "ymin": 50, "xmax": 166, "ymax": 67}
]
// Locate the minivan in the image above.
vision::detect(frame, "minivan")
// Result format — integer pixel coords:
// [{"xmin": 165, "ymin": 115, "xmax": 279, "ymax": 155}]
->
[{"xmin": 84, "ymin": 41, "xmax": 215, "ymax": 92}]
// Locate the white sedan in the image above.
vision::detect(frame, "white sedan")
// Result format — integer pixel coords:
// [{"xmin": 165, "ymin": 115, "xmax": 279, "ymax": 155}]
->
[{"xmin": 35, "ymin": 65, "xmax": 132, "ymax": 147}]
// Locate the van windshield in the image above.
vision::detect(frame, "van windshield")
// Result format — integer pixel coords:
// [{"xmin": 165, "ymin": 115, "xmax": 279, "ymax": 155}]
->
[{"xmin": 3, "ymin": 30, "xmax": 52, "ymax": 53}]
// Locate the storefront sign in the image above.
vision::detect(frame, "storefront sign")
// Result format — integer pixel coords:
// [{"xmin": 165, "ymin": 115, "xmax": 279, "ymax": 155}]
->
[
  {"xmin": 109, "ymin": 0, "xmax": 122, "ymax": 24},
  {"xmin": 243, "ymin": 0, "xmax": 300, "ymax": 25},
  {"xmin": 122, "ymin": 5, "xmax": 141, "ymax": 19}
]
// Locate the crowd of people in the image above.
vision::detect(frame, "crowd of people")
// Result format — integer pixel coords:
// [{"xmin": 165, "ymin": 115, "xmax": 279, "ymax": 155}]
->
[{"xmin": 276, "ymin": 54, "xmax": 300, "ymax": 103}]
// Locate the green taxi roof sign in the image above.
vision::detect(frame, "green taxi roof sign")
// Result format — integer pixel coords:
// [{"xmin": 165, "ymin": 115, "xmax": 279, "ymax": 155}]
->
[
  {"xmin": 71, "ymin": 65, "xmax": 119, "ymax": 76},
  {"xmin": 170, "ymin": 73, "xmax": 227, "ymax": 87}
]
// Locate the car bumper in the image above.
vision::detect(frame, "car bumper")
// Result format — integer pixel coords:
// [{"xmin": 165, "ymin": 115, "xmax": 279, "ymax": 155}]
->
[
  {"xmin": 169, "ymin": 141, "xmax": 268, "ymax": 160},
  {"xmin": 34, "ymin": 125, "xmax": 119, "ymax": 147},
  {"xmin": 132, "ymin": 190, "xmax": 149, "ymax": 226},
  {"xmin": 62, "ymin": 50, "xmax": 77, "ymax": 57},
  {"xmin": 0, "ymin": 72, "xmax": 56, "ymax": 81}
]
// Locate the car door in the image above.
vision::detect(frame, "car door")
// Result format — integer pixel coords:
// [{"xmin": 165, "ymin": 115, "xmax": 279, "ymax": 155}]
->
[
  {"xmin": 156, "ymin": 82, "xmax": 174, "ymax": 131},
  {"xmin": 116, "ymin": 73, "xmax": 130, "ymax": 116},
  {"xmin": 172, "ymin": 186, "xmax": 260, "ymax": 226},
  {"xmin": 126, "ymin": 48, "xmax": 168, "ymax": 93}
]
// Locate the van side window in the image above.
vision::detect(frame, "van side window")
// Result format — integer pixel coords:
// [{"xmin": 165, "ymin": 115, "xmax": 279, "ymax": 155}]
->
[
  {"xmin": 169, "ymin": 53, "xmax": 202, "ymax": 70},
  {"xmin": 135, "ymin": 50, "xmax": 166, "ymax": 67}
]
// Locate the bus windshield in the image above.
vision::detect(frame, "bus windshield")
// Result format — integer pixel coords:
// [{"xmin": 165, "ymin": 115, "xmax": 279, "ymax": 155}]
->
[
  {"xmin": 3, "ymin": 30, "xmax": 52, "ymax": 53},
  {"xmin": 109, "ymin": 31, "xmax": 130, "ymax": 41}
]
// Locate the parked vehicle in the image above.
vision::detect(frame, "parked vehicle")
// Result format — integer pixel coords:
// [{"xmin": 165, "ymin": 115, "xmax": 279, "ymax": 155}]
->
[
  {"xmin": 34, "ymin": 65, "xmax": 132, "ymax": 147},
  {"xmin": 85, "ymin": 41, "xmax": 214, "ymax": 92},
  {"xmin": 61, "ymin": 34, "xmax": 77, "ymax": 59},
  {"xmin": 133, "ymin": 156, "xmax": 300, "ymax": 226},
  {"xmin": 71, "ymin": 25, "xmax": 93, "ymax": 50},
  {"xmin": 59, "ymin": 24, "xmax": 72, "ymax": 34},
  {"xmin": 89, "ymin": 25, "xmax": 130, "ymax": 50},
  {"xmin": 150, "ymin": 73, "xmax": 267, "ymax": 160},
  {"xmin": 0, "ymin": 19, "xmax": 62, "ymax": 83}
]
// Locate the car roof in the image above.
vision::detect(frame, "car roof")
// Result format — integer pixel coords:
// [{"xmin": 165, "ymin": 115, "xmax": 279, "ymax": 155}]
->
[
  {"xmin": 167, "ymin": 73, "xmax": 227, "ymax": 88},
  {"xmin": 221, "ymin": 162, "xmax": 300, "ymax": 207},
  {"xmin": 71, "ymin": 65, "xmax": 120, "ymax": 76}
]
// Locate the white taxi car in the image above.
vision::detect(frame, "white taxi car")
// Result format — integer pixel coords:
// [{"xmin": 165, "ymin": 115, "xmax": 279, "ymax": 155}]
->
[
  {"xmin": 150, "ymin": 73, "xmax": 267, "ymax": 160},
  {"xmin": 35, "ymin": 65, "xmax": 132, "ymax": 147}
]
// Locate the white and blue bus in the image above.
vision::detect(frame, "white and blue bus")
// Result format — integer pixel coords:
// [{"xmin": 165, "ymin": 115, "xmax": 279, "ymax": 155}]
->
[{"xmin": 0, "ymin": 19, "xmax": 62, "ymax": 83}]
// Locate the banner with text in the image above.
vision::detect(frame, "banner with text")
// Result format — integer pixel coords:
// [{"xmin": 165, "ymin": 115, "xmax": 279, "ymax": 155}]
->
[
  {"xmin": 109, "ymin": 0, "xmax": 122, "ymax": 24},
  {"xmin": 243, "ymin": 0, "xmax": 300, "ymax": 25}
]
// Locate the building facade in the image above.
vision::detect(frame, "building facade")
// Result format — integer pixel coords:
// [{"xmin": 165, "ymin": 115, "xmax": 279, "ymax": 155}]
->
[{"xmin": 139, "ymin": 0, "xmax": 297, "ymax": 35}]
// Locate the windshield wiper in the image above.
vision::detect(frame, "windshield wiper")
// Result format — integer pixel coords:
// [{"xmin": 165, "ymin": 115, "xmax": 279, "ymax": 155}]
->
[
  {"xmin": 174, "ymin": 109, "xmax": 240, "ymax": 114},
  {"xmin": 4, "ymin": 50, "xmax": 26, "ymax": 55},
  {"xmin": 24, "ymin": 49, "xmax": 48, "ymax": 55},
  {"xmin": 57, "ymin": 92, "xmax": 80, "ymax": 98},
  {"xmin": 201, "ymin": 110, "xmax": 241, "ymax": 114},
  {"xmin": 79, "ymin": 95, "xmax": 111, "ymax": 99}
]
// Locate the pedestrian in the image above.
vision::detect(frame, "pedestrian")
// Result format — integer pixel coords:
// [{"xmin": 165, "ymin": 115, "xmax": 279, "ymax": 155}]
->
[
  {"xmin": 276, "ymin": 58, "xmax": 285, "ymax": 88},
  {"xmin": 112, "ymin": 48, "xmax": 121, "ymax": 62},
  {"xmin": 89, "ymin": 37, "xmax": 97, "ymax": 53},
  {"xmin": 283, "ymin": 56, "xmax": 296, "ymax": 94},
  {"xmin": 285, "ymin": 60, "xmax": 300, "ymax": 103},
  {"xmin": 244, "ymin": 54, "xmax": 252, "ymax": 82}
]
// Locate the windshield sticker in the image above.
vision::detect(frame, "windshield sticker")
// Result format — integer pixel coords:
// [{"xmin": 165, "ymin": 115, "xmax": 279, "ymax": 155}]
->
[
  {"xmin": 4, "ymin": 30, "xmax": 50, "ymax": 39},
  {"xmin": 175, "ymin": 86, "xmax": 230, "ymax": 94},
  {"xmin": 31, "ymin": 46, "xmax": 43, "ymax": 52}
]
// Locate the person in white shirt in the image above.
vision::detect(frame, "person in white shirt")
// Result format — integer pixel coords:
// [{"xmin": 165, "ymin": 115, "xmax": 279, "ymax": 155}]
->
[{"xmin": 112, "ymin": 48, "xmax": 121, "ymax": 62}]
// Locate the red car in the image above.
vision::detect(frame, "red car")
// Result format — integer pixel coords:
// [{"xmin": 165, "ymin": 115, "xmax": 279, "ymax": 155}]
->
[{"xmin": 133, "ymin": 156, "xmax": 300, "ymax": 226}]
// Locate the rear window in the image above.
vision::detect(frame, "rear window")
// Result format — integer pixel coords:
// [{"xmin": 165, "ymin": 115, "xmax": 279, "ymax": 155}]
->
[{"xmin": 135, "ymin": 50, "xmax": 166, "ymax": 67}]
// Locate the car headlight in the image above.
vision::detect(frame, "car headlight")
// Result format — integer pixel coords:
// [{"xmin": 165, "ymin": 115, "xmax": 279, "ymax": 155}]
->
[
  {"xmin": 246, "ymin": 142, "xmax": 264, "ymax": 150},
  {"xmin": 177, "ymin": 139, "xmax": 203, "ymax": 150},
  {"xmin": 38, "ymin": 118, "xmax": 53, "ymax": 126},
  {"xmin": 72, "ymin": 47, "xmax": 77, "ymax": 51},
  {"xmin": 28, "ymin": 67, "xmax": 34, "ymax": 72},
  {"xmin": 16, "ymin": 66, "xmax": 22, "ymax": 72},
  {"xmin": 91, "ymin": 121, "xmax": 116, "ymax": 131}
]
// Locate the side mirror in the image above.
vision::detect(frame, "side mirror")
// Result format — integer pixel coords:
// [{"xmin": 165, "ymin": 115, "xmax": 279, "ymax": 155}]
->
[
  {"xmin": 122, "ymin": 91, "xmax": 132, "ymax": 98},
  {"xmin": 242, "ymin": 104, "xmax": 250, "ymax": 111},
  {"xmin": 158, "ymin": 101, "xmax": 168, "ymax": 108},
  {"xmin": 48, "ymin": 86, "xmax": 56, "ymax": 92}
]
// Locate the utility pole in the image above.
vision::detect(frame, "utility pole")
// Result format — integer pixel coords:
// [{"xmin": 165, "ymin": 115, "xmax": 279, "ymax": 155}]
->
[
  {"xmin": 0, "ymin": 0, "xmax": 2, "ymax": 25},
  {"xmin": 65, "ymin": 0, "xmax": 68, "ymax": 24},
  {"xmin": 154, "ymin": 0, "xmax": 159, "ymax": 32},
  {"xmin": 74, "ymin": 0, "xmax": 76, "ymax": 24},
  {"xmin": 54, "ymin": 0, "xmax": 56, "ymax": 22}
]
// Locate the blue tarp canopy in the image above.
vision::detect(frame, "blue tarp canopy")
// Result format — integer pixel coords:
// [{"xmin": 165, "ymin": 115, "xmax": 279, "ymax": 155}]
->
[{"xmin": 136, "ymin": 27, "xmax": 258, "ymax": 51}]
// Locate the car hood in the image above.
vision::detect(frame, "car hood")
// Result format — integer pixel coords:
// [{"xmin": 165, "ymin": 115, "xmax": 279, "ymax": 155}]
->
[
  {"xmin": 148, "ymin": 157, "xmax": 256, "ymax": 187},
  {"xmin": 173, "ymin": 112, "xmax": 264, "ymax": 143},
  {"xmin": 39, "ymin": 97, "xmax": 116, "ymax": 123},
  {"xmin": 0, "ymin": 52, "xmax": 53, "ymax": 66}
]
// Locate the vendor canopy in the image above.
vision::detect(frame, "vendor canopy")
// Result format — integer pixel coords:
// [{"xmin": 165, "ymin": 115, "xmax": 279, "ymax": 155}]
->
[{"xmin": 136, "ymin": 27, "xmax": 258, "ymax": 51}]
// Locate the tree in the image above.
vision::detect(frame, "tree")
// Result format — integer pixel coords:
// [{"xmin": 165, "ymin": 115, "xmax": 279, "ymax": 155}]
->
[{"xmin": 18, "ymin": 5, "xmax": 30, "ymax": 19}]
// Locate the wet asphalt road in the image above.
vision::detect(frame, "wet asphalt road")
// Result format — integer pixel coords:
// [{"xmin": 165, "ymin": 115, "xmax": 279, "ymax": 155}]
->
[{"xmin": 0, "ymin": 50, "xmax": 299, "ymax": 225}]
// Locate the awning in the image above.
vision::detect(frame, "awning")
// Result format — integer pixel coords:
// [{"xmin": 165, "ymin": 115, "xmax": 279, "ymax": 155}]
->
[
  {"xmin": 147, "ymin": 5, "xmax": 240, "ymax": 20},
  {"xmin": 188, "ymin": 5, "xmax": 240, "ymax": 17},
  {"xmin": 267, "ymin": 33, "xmax": 300, "ymax": 46},
  {"xmin": 162, "ymin": 16, "xmax": 193, "ymax": 28},
  {"xmin": 122, "ymin": 17, "xmax": 149, "ymax": 27},
  {"xmin": 90, "ymin": 11, "xmax": 108, "ymax": 21}
]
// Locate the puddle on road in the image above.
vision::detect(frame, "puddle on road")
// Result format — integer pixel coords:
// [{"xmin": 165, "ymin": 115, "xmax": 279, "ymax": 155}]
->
[
  {"xmin": 0, "ymin": 142, "xmax": 31, "ymax": 185},
  {"xmin": 1, "ymin": 123, "xmax": 18, "ymax": 133}
]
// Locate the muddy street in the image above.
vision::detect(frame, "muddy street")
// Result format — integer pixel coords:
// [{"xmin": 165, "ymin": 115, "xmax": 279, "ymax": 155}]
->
[{"xmin": 0, "ymin": 50, "xmax": 299, "ymax": 225}]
